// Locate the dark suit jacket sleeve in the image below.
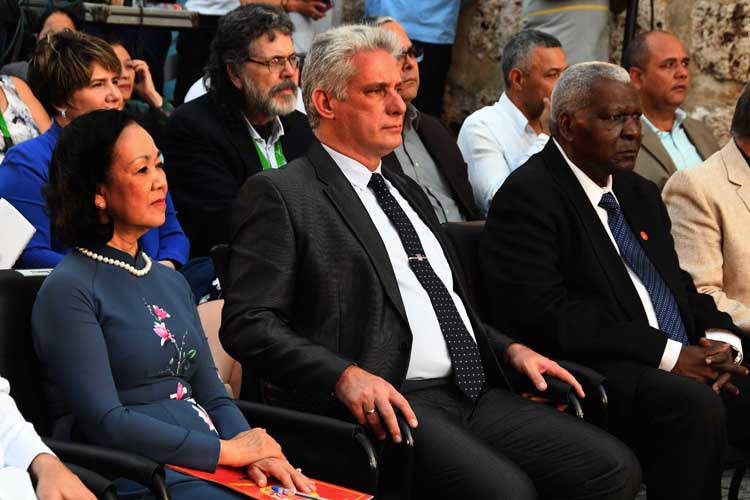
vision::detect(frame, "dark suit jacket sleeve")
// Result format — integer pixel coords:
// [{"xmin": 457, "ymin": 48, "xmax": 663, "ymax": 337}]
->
[
  {"xmin": 220, "ymin": 173, "xmax": 354, "ymax": 394},
  {"xmin": 480, "ymin": 176, "xmax": 671, "ymax": 366},
  {"xmin": 162, "ymin": 107, "xmax": 239, "ymax": 257}
]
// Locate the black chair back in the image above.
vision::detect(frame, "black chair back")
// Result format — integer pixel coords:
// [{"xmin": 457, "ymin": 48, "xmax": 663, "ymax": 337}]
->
[
  {"xmin": 0, "ymin": 270, "xmax": 49, "ymax": 433},
  {"xmin": 441, "ymin": 221, "xmax": 490, "ymax": 317}
]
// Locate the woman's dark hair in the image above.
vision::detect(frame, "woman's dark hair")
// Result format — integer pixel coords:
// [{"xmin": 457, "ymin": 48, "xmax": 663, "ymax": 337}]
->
[
  {"xmin": 28, "ymin": 30, "xmax": 121, "ymax": 116},
  {"xmin": 35, "ymin": 7, "xmax": 84, "ymax": 35},
  {"xmin": 205, "ymin": 4, "xmax": 293, "ymax": 111},
  {"xmin": 46, "ymin": 110, "xmax": 138, "ymax": 249}
]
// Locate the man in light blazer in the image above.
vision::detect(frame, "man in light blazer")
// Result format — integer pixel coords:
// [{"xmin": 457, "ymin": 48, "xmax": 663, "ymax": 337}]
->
[
  {"xmin": 664, "ymin": 84, "xmax": 750, "ymax": 335},
  {"xmin": 623, "ymin": 31, "xmax": 719, "ymax": 189}
]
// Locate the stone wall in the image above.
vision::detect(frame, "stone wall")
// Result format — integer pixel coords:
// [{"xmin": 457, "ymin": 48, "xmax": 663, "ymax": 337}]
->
[
  {"xmin": 446, "ymin": 0, "xmax": 750, "ymax": 141},
  {"xmin": 343, "ymin": 1, "xmax": 748, "ymax": 142}
]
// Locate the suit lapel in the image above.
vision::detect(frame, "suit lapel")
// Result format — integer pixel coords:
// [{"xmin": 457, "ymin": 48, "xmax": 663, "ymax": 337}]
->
[
  {"xmin": 683, "ymin": 118, "xmax": 715, "ymax": 160},
  {"xmin": 723, "ymin": 141, "xmax": 750, "ymax": 215},
  {"xmin": 640, "ymin": 125, "xmax": 677, "ymax": 178},
  {"xmin": 222, "ymin": 110, "xmax": 264, "ymax": 177},
  {"xmin": 308, "ymin": 143, "xmax": 409, "ymax": 325},
  {"xmin": 542, "ymin": 143, "xmax": 648, "ymax": 322}
]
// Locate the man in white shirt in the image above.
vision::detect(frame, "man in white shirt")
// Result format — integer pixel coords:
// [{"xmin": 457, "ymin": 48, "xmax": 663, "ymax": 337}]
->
[
  {"xmin": 221, "ymin": 24, "xmax": 641, "ymax": 500},
  {"xmin": 0, "ymin": 376, "xmax": 94, "ymax": 500},
  {"xmin": 481, "ymin": 61, "xmax": 750, "ymax": 500},
  {"xmin": 458, "ymin": 29, "xmax": 567, "ymax": 216}
]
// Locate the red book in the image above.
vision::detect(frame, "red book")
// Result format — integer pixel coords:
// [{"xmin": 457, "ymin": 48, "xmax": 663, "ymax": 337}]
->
[{"xmin": 168, "ymin": 464, "xmax": 373, "ymax": 500}]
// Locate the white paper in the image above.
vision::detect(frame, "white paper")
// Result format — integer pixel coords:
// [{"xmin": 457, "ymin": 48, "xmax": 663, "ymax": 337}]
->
[{"xmin": 0, "ymin": 198, "xmax": 35, "ymax": 270}]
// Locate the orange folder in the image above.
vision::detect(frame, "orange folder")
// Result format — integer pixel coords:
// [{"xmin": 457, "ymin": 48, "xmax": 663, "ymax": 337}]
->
[{"xmin": 168, "ymin": 464, "xmax": 374, "ymax": 500}]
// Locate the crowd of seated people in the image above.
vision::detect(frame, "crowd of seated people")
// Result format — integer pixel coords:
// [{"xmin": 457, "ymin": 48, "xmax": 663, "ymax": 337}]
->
[{"xmin": 2, "ymin": 2, "xmax": 750, "ymax": 499}]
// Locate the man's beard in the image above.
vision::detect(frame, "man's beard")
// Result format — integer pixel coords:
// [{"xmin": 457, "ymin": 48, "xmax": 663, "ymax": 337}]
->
[{"xmin": 242, "ymin": 77, "xmax": 298, "ymax": 117}]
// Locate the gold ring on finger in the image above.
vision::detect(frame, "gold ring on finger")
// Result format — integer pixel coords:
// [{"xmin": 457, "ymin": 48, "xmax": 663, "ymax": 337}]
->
[{"xmin": 365, "ymin": 408, "xmax": 376, "ymax": 414}]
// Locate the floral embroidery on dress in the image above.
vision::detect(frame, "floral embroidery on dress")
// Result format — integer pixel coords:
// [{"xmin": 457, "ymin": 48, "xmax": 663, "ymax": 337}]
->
[
  {"xmin": 191, "ymin": 400, "xmax": 217, "ymax": 432},
  {"xmin": 170, "ymin": 382, "xmax": 188, "ymax": 400},
  {"xmin": 144, "ymin": 301, "xmax": 198, "ymax": 377}
]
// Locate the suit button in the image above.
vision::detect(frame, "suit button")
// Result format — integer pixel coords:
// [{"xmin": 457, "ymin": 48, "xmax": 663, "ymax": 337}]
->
[{"xmin": 399, "ymin": 341, "xmax": 410, "ymax": 351}]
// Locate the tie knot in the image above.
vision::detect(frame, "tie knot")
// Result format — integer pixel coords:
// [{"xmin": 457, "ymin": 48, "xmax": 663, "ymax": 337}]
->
[
  {"xmin": 368, "ymin": 172, "xmax": 388, "ymax": 193},
  {"xmin": 598, "ymin": 192, "xmax": 620, "ymax": 214}
]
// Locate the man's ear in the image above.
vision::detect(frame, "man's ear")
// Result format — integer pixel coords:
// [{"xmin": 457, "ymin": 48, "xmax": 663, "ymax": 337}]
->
[
  {"xmin": 508, "ymin": 67, "xmax": 525, "ymax": 92},
  {"xmin": 226, "ymin": 63, "xmax": 243, "ymax": 90},
  {"xmin": 628, "ymin": 67, "xmax": 644, "ymax": 90},
  {"xmin": 311, "ymin": 88, "xmax": 335, "ymax": 120},
  {"xmin": 557, "ymin": 112, "xmax": 575, "ymax": 143}
]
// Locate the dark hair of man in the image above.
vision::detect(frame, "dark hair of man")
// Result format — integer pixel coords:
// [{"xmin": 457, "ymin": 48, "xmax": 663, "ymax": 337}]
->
[
  {"xmin": 205, "ymin": 4, "xmax": 294, "ymax": 111},
  {"xmin": 622, "ymin": 30, "xmax": 674, "ymax": 70},
  {"xmin": 36, "ymin": 6, "xmax": 84, "ymax": 34},
  {"xmin": 731, "ymin": 83, "xmax": 750, "ymax": 142},
  {"xmin": 46, "ymin": 110, "xmax": 138, "ymax": 249},
  {"xmin": 501, "ymin": 29, "xmax": 561, "ymax": 86},
  {"xmin": 28, "ymin": 30, "xmax": 121, "ymax": 116}
]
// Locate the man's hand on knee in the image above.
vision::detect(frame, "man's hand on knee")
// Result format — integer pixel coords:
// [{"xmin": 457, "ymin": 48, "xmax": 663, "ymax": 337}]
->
[{"xmin": 334, "ymin": 365, "xmax": 418, "ymax": 442}]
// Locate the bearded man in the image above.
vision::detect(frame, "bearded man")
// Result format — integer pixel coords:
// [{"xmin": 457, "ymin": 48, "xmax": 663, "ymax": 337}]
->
[{"xmin": 163, "ymin": 4, "xmax": 314, "ymax": 258}]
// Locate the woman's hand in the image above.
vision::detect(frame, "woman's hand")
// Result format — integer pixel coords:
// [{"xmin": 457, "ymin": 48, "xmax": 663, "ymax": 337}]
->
[
  {"xmin": 247, "ymin": 457, "xmax": 316, "ymax": 494},
  {"xmin": 287, "ymin": 0, "xmax": 328, "ymax": 20},
  {"xmin": 219, "ymin": 428, "xmax": 285, "ymax": 467},
  {"xmin": 131, "ymin": 59, "xmax": 164, "ymax": 109}
]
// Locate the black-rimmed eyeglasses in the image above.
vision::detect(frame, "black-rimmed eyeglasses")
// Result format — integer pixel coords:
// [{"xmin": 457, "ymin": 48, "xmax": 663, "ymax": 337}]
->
[{"xmin": 399, "ymin": 45, "xmax": 424, "ymax": 63}]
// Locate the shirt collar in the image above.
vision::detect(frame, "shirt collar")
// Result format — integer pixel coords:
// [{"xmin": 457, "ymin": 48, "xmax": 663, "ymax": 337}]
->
[
  {"xmin": 321, "ymin": 143, "xmax": 382, "ymax": 190},
  {"xmin": 641, "ymin": 107, "xmax": 687, "ymax": 135},
  {"xmin": 553, "ymin": 139, "xmax": 613, "ymax": 208},
  {"xmin": 498, "ymin": 92, "xmax": 536, "ymax": 136},
  {"xmin": 243, "ymin": 115, "xmax": 285, "ymax": 144},
  {"xmin": 403, "ymin": 103, "xmax": 421, "ymax": 132}
]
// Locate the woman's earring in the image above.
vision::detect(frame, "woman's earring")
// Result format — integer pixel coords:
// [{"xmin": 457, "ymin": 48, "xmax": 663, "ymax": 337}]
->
[{"xmin": 60, "ymin": 109, "xmax": 67, "ymax": 118}]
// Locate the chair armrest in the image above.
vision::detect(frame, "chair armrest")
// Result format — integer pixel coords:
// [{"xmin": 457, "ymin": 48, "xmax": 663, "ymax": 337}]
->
[
  {"xmin": 44, "ymin": 438, "xmax": 170, "ymax": 500},
  {"xmin": 504, "ymin": 369, "xmax": 584, "ymax": 419},
  {"xmin": 555, "ymin": 359, "xmax": 608, "ymax": 408},
  {"xmin": 233, "ymin": 400, "xmax": 377, "ymax": 470},
  {"xmin": 64, "ymin": 463, "xmax": 118, "ymax": 500}
]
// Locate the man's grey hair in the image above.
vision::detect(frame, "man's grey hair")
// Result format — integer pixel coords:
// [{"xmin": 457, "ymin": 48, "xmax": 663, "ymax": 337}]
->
[
  {"xmin": 302, "ymin": 24, "xmax": 401, "ymax": 129},
  {"xmin": 501, "ymin": 29, "xmax": 561, "ymax": 86},
  {"xmin": 550, "ymin": 62, "xmax": 631, "ymax": 134},
  {"xmin": 361, "ymin": 15, "xmax": 397, "ymax": 27},
  {"xmin": 731, "ymin": 83, "xmax": 750, "ymax": 142}
]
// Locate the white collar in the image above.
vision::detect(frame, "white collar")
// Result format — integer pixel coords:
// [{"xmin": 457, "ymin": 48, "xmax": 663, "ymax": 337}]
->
[
  {"xmin": 498, "ymin": 92, "xmax": 537, "ymax": 136},
  {"xmin": 641, "ymin": 107, "xmax": 687, "ymax": 135},
  {"xmin": 321, "ymin": 144, "xmax": 383, "ymax": 190},
  {"xmin": 553, "ymin": 139, "xmax": 614, "ymax": 208},
  {"xmin": 243, "ymin": 115, "xmax": 285, "ymax": 144}
]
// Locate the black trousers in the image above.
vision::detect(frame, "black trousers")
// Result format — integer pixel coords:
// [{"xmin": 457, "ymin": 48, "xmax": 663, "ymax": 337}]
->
[
  {"xmin": 410, "ymin": 40, "xmax": 452, "ymax": 118},
  {"xmin": 401, "ymin": 384, "xmax": 641, "ymax": 500},
  {"xmin": 593, "ymin": 361, "xmax": 750, "ymax": 500}
]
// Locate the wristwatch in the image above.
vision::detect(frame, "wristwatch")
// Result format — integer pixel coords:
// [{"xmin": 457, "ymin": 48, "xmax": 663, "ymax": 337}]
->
[{"xmin": 731, "ymin": 345, "xmax": 744, "ymax": 366}]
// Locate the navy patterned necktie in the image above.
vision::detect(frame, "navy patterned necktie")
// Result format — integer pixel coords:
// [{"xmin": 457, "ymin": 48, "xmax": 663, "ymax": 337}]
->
[
  {"xmin": 598, "ymin": 192, "xmax": 689, "ymax": 345},
  {"xmin": 368, "ymin": 173, "xmax": 485, "ymax": 400}
]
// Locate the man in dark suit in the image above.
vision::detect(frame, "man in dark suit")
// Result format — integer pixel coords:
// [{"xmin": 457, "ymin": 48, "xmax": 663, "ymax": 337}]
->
[
  {"xmin": 480, "ymin": 61, "xmax": 750, "ymax": 500},
  {"xmin": 162, "ymin": 5, "xmax": 314, "ymax": 258},
  {"xmin": 366, "ymin": 16, "xmax": 481, "ymax": 222},
  {"xmin": 221, "ymin": 25, "xmax": 640, "ymax": 500}
]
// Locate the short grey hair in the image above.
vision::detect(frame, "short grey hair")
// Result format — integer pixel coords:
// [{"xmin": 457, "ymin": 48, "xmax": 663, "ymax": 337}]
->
[
  {"xmin": 301, "ymin": 24, "xmax": 401, "ymax": 129},
  {"xmin": 550, "ymin": 61, "xmax": 631, "ymax": 134},
  {"xmin": 501, "ymin": 30, "xmax": 561, "ymax": 86}
]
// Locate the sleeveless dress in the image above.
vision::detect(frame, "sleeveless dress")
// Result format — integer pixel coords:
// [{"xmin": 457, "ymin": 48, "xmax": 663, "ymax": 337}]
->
[{"xmin": 0, "ymin": 75, "xmax": 40, "ymax": 163}]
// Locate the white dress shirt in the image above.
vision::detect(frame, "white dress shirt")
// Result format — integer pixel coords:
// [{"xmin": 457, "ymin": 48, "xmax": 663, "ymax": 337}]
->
[
  {"xmin": 322, "ymin": 145, "xmax": 477, "ymax": 380},
  {"xmin": 0, "ymin": 375, "xmax": 53, "ymax": 500},
  {"xmin": 555, "ymin": 140, "xmax": 743, "ymax": 370},
  {"xmin": 458, "ymin": 92, "xmax": 549, "ymax": 216},
  {"xmin": 244, "ymin": 116, "xmax": 286, "ymax": 170}
]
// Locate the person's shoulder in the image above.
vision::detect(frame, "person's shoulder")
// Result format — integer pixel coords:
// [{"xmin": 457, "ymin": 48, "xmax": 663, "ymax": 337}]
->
[
  {"xmin": 170, "ymin": 93, "xmax": 221, "ymax": 123},
  {"xmin": 36, "ymin": 253, "xmax": 95, "ymax": 300},
  {"xmin": 0, "ymin": 130, "xmax": 53, "ymax": 174}
]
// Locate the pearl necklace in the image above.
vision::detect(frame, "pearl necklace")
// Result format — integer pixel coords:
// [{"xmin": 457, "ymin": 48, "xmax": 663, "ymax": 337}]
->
[{"xmin": 76, "ymin": 247, "xmax": 152, "ymax": 277}]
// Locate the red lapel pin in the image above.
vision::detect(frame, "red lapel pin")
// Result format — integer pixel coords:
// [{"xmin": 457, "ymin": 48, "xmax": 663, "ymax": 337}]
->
[{"xmin": 640, "ymin": 231, "xmax": 649, "ymax": 241}]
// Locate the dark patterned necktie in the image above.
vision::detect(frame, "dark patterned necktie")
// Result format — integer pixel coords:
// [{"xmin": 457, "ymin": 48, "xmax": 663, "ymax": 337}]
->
[
  {"xmin": 599, "ymin": 192, "xmax": 689, "ymax": 345},
  {"xmin": 368, "ymin": 173, "xmax": 485, "ymax": 400}
]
